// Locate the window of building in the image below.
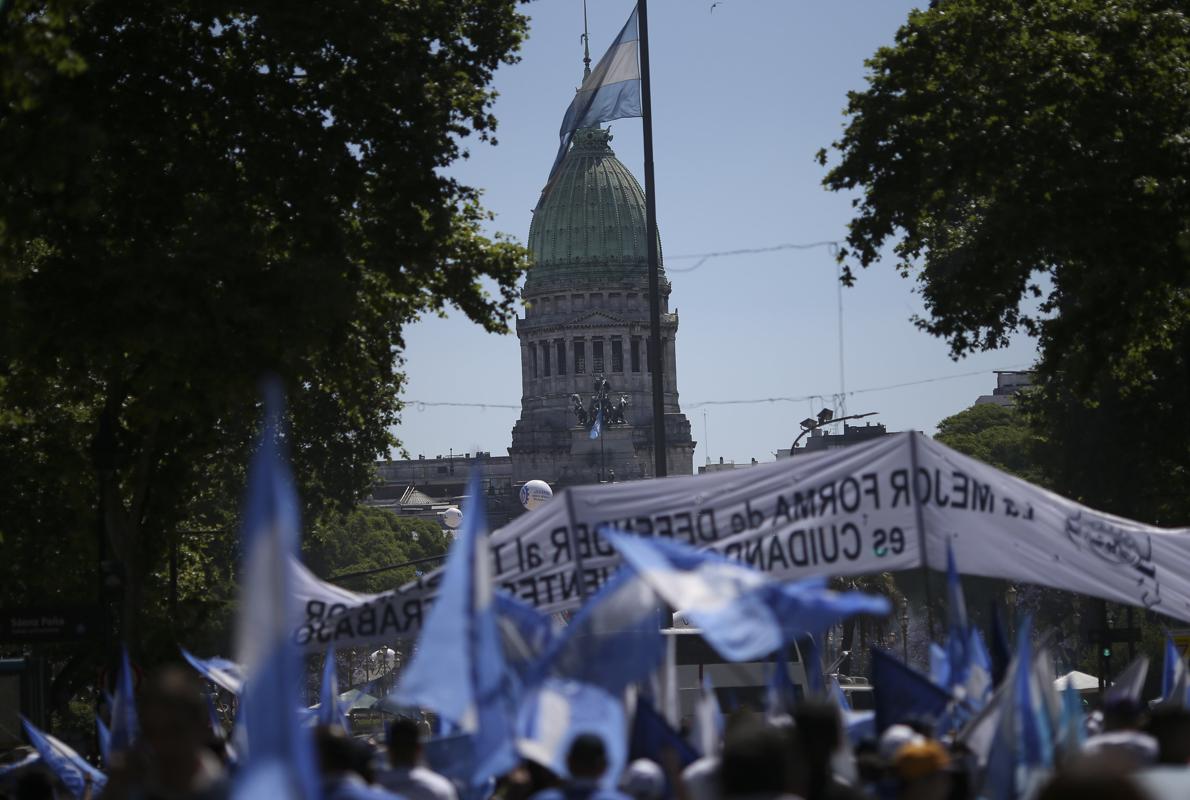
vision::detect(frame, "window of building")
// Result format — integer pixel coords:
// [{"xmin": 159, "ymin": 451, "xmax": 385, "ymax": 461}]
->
[
  {"xmin": 531, "ymin": 344, "xmax": 538, "ymax": 378},
  {"xmin": 593, "ymin": 340, "xmax": 604, "ymax": 373},
  {"xmin": 611, "ymin": 339, "xmax": 623, "ymax": 372},
  {"xmin": 574, "ymin": 341, "xmax": 586, "ymax": 374},
  {"xmin": 631, "ymin": 338, "xmax": 641, "ymax": 373},
  {"xmin": 541, "ymin": 341, "xmax": 551, "ymax": 377},
  {"xmin": 556, "ymin": 340, "xmax": 567, "ymax": 375},
  {"xmin": 572, "ymin": 294, "xmax": 584, "ymax": 310}
]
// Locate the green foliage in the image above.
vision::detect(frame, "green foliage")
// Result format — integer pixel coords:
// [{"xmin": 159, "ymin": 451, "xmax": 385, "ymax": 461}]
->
[
  {"xmin": 0, "ymin": 0, "xmax": 531, "ymax": 672},
  {"xmin": 821, "ymin": 0, "xmax": 1190, "ymax": 395},
  {"xmin": 304, "ymin": 507, "xmax": 452, "ymax": 596},
  {"xmin": 935, "ymin": 402, "xmax": 1048, "ymax": 487}
]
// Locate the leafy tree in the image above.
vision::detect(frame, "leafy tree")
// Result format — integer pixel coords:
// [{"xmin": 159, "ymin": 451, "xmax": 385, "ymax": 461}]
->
[
  {"xmin": 935, "ymin": 402, "xmax": 1048, "ymax": 487},
  {"xmin": 0, "ymin": 0, "xmax": 531, "ymax": 674},
  {"xmin": 304, "ymin": 507, "xmax": 452, "ymax": 596},
  {"xmin": 820, "ymin": 0, "xmax": 1189, "ymax": 531}
]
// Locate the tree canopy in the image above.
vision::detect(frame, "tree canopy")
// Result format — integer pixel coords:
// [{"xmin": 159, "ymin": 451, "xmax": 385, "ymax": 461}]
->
[
  {"xmin": 820, "ymin": 0, "xmax": 1189, "ymax": 392},
  {"xmin": 0, "ymin": 0, "xmax": 531, "ymax": 659},
  {"xmin": 821, "ymin": 0, "xmax": 1188, "ymax": 527}
]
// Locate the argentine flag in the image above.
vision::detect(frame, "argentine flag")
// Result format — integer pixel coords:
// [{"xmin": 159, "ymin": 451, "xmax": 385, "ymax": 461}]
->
[
  {"xmin": 589, "ymin": 406, "xmax": 603, "ymax": 440},
  {"xmin": 391, "ymin": 470, "xmax": 518, "ymax": 787},
  {"xmin": 549, "ymin": 4, "xmax": 642, "ymax": 179},
  {"xmin": 231, "ymin": 380, "xmax": 319, "ymax": 800}
]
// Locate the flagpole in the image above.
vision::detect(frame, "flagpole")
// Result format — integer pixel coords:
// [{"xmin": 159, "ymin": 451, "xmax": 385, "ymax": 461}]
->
[{"xmin": 638, "ymin": 0, "xmax": 667, "ymax": 478}]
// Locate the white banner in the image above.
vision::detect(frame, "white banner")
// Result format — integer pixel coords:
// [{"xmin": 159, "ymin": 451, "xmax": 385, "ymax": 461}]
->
[{"xmin": 292, "ymin": 432, "xmax": 1190, "ymax": 652}]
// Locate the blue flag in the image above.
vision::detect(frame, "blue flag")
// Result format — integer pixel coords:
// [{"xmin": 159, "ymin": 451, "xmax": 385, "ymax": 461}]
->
[
  {"xmin": 391, "ymin": 469, "xmax": 518, "ymax": 787},
  {"xmin": 534, "ymin": 566, "xmax": 663, "ymax": 696},
  {"xmin": 180, "ymin": 647, "xmax": 244, "ymax": 695},
  {"xmin": 95, "ymin": 716, "xmax": 111, "ymax": 766},
  {"xmin": 317, "ymin": 648, "xmax": 349, "ymax": 732},
  {"xmin": 611, "ymin": 533, "xmax": 890, "ymax": 662},
  {"xmin": 945, "ymin": 543, "xmax": 971, "ymax": 690},
  {"xmin": 549, "ymin": 5, "xmax": 642, "ymax": 179},
  {"xmin": 628, "ymin": 694, "xmax": 699, "ymax": 768},
  {"xmin": 494, "ymin": 594, "xmax": 557, "ymax": 692},
  {"xmin": 802, "ymin": 635, "xmax": 825, "ymax": 696},
  {"xmin": 1163, "ymin": 634, "xmax": 1185, "ymax": 702},
  {"xmin": 983, "ymin": 617, "xmax": 1053, "ymax": 800},
  {"xmin": 517, "ymin": 679, "xmax": 627, "ymax": 788},
  {"xmin": 765, "ymin": 651, "xmax": 801, "ymax": 719},
  {"xmin": 21, "ymin": 716, "xmax": 106, "ymax": 799},
  {"xmin": 989, "ymin": 603, "xmax": 1012, "ymax": 689},
  {"xmin": 230, "ymin": 380, "xmax": 320, "ymax": 800},
  {"xmin": 870, "ymin": 648, "xmax": 952, "ymax": 733},
  {"xmin": 589, "ymin": 407, "xmax": 603, "ymax": 440},
  {"xmin": 109, "ymin": 646, "xmax": 139, "ymax": 755},
  {"xmin": 1058, "ymin": 682, "xmax": 1086, "ymax": 751}
]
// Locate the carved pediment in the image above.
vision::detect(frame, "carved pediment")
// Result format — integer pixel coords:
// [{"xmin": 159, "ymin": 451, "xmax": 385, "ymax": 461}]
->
[{"xmin": 566, "ymin": 310, "xmax": 631, "ymax": 328}]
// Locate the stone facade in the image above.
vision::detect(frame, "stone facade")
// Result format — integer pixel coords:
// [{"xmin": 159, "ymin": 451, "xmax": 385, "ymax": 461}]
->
[{"xmin": 509, "ymin": 126, "xmax": 695, "ymax": 485}]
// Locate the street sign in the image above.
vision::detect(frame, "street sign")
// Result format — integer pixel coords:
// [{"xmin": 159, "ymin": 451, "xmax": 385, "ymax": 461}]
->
[{"xmin": 0, "ymin": 607, "xmax": 101, "ymax": 644}]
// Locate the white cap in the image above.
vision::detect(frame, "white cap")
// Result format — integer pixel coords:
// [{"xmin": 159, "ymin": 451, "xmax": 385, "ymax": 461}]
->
[
  {"xmin": 878, "ymin": 724, "xmax": 924, "ymax": 762},
  {"xmin": 620, "ymin": 759, "xmax": 666, "ymax": 800}
]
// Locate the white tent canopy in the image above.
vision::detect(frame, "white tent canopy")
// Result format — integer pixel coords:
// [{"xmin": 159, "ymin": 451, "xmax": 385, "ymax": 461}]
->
[{"xmin": 1055, "ymin": 670, "xmax": 1100, "ymax": 693}]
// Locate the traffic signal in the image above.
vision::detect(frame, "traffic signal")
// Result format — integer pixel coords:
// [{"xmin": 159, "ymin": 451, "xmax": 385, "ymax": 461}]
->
[{"xmin": 1102, "ymin": 646, "xmax": 1112, "ymax": 659}]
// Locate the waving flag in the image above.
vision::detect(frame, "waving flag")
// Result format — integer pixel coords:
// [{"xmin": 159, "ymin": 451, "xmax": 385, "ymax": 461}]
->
[
  {"xmin": 611, "ymin": 533, "xmax": 888, "ymax": 662},
  {"xmin": 391, "ymin": 469, "xmax": 518, "ymax": 787},
  {"xmin": 870, "ymin": 648, "xmax": 952, "ymax": 733},
  {"xmin": 548, "ymin": 5, "xmax": 642, "ymax": 179},
  {"xmin": 1163, "ymin": 634, "xmax": 1185, "ymax": 703},
  {"xmin": 494, "ymin": 594, "xmax": 557, "ymax": 691},
  {"xmin": 534, "ymin": 565, "xmax": 663, "ymax": 696},
  {"xmin": 1104, "ymin": 656, "xmax": 1150, "ymax": 707},
  {"xmin": 945, "ymin": 543, "xmax": 971, "ymax": 691},
  {"xmin": 516, "ymin": 679, "xmax": 627, "ymax": 788},
  {"xmin": 180, "ymin": 648, "xmax": 245, "ymax": 695},
  {"xmin": 983, "ymin": 618, "xmax": 1054, "ymax": 800},
  {"xmin": 21, "ymin": 716, "xmax": 106, "ymax": 799},
  {"xmin": 690, "ymin": 674, "xmax": 724, "ymax": 757},
  {"xmin": 589, "ymin": 407, "xmax": 603, "ymax": 440},
  {"xmin": 109, "ymin": 647, "xmax": 139, "ymax": 755},
  {"xmin": 95, "ymin": 716, "xmax": 111, "ymax": 766},
  {"xmin": 765, "ymin": 650, "xmax": 800, "ymax": 719},
  {"xmin": 317, "ymin": 648, "xmax": 349, "ymax": 732},
  {"xmin": 230, "ymin": 380, "xmax": 319, "ymax": 800}
]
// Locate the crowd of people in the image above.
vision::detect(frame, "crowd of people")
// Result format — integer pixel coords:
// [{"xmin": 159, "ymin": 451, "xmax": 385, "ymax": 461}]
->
[{"xmin": 5, "ymin": 663, "xmax": 1190, "ymax": 800}]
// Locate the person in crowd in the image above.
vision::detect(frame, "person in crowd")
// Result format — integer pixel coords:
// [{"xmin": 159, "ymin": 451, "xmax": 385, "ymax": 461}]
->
[
  {"xmin": 889, "ymin": 740, "xmax": 952, "ymax": 800},
  {"xmin": 1034, "ymin": 768, "xmax": 1151, "ymax": 800},
  {"xmin": 528, "ymin": 734, "xmax": 631, "ymax": 800},
  {"xmin": 13, "ymin": 771, "xmax": 56, "ymax": 800},
  {"xmin": 719, "ymin": 721, "xmax": 801, "ymax": 800},
  {"xmin": 316, "ymin": 725, "xmax": 398, "ymax": 800},
  {"xmin": 619, "ymin": 759, "xmax": 665, "ymax": 800},
  {"xmin": 104, "ymin": 667, "xmax": 228, "ymax": 800},
  {"xmin": 1134, "ymin": 706, "xmax": 1190, "ymax": 798},
  {"xmin": 375, "ymin": 717, "xmax": 458, "ymax": 800},
  {"xmin": 1082, "ymin": 698, "xmax": 1158, "ymax": 769},
  {"xmin": 790, "ymin": 700, "xmax": 869, "ymax": 800}
]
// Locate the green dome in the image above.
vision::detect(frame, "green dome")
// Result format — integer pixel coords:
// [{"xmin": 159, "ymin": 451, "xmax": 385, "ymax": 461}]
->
[{"xmin": 524, "ymin": 126, "xmax": 663, "ymax": 297}]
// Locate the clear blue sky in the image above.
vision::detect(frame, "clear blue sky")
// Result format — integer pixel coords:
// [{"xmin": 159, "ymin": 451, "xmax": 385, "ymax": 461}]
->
[{"xmin": 393, "ymin": 0, "xmax": 1038, "ymax": 470}]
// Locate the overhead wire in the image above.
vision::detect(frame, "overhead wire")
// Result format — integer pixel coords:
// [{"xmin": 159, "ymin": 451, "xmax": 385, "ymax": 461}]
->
[
  {"xmin": 404, "ymin": 364, "xmax": 1032, "ymax": 413},
  {"xmin": 664, "ymin": 240, "xmax": 839, "ymax": 272}
]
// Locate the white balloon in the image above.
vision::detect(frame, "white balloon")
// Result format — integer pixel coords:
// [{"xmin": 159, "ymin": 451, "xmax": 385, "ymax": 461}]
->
[
  {"xmin": 442, "ymin": 506, "xmax": 462, "ymax": 529},
  {"xmin": 519, "ymin": 479, "xmax": 554, "ymax": 511}
]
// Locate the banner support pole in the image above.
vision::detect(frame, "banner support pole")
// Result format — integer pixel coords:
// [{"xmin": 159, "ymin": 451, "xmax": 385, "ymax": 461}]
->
[
  {"xmin": 907, "ymin": 431, "xmax": 937, "ymax": 639},
  {"xmin": 563, "ymin": 487, "xmax": 591, "ymax": 600}
]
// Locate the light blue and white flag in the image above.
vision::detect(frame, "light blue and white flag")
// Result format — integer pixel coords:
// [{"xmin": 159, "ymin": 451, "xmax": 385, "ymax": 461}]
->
[
  {"xmin": 21, "ymin": 716, "xmax": 107, "ymax": 799},
  {"xmin": 690, "ymin": 674, "xmax": 724, "ymax": 757},
  {"xmin": 391, "ymin": 469, "xmax": 518, "ymax": 787},
  {"xmin": 945, "ymin": 543, "xmax": 971, "ymax": 691},
  {"xmin": 0, "ymin": 751, "xmax": 39, "ymax": 780},
  {"xmin": 517, "ymin": 679, "xmax": 627, "ymax": 788},
  {"xmin": 495, "ymin": 593, "xmax": 557, "ymax": 692},
  {"xmin": 230, "ymin": 380, "xmax": 319, "ymax": 800},
  {"xmin": 534, "ymin": 565, "xmax": 663, "ymax": 696},
  {"xmin": 1163, "ymin": 634, "xmax": 1185, "ymax": 704},
  {"xmin": 1057, "ymin": 682, "xmax": 1086, "ymax": 752},
  {"xmin": 109, "ymin": 646, "xmax": 139, "ymax": 755},
  {"xmin": 1104, "ymin": 656, "xmax": 1150, "ymax": 708},
  {"xmin": 549, "ymin": 5, "xmax": 642, "ymax": 179},
  {"xmin": 317, "ymin": 648, "xmax": 349, "ymax": 732},
  {"xmin": 95, "ymin": 716, "xmax": 111, "ymax": 766},
  {"xmin": 180, "ymin": 648, "xmax": 244, "ymax": 695},
  {"xmin": 982, "ymin": 618, "xmax": 1053, "ymax": 800},
  {"xmin": 589, "ymin": 407, "xmax": 603, "ymax": 440}
]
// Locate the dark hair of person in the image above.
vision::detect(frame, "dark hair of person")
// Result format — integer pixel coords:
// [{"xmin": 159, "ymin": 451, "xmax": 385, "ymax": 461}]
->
[
  {"xmin": 720, "ymin": 721, "xmax": 791, "ymax": 798},
  {"xmin": 1145, "ymin": 705, "xmax": 1190, "ymax": 765},
  {"xmin": 388, "ymin": 717, "xmax": 422, "ymax": 766},
  {"xmin": 317, "ymin": 725, "xmax": 374, "ymax": 782},
  {"xmin": 793, "ymin": 699, "xmax": 840, "ymax": 800},
  {"xmin": 14, "ymin": 772, "xmax": 54, "ymax": 800},
  {"xmin": 566, "ymin": 734, "xmax": 608, "ymax": 780}
]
